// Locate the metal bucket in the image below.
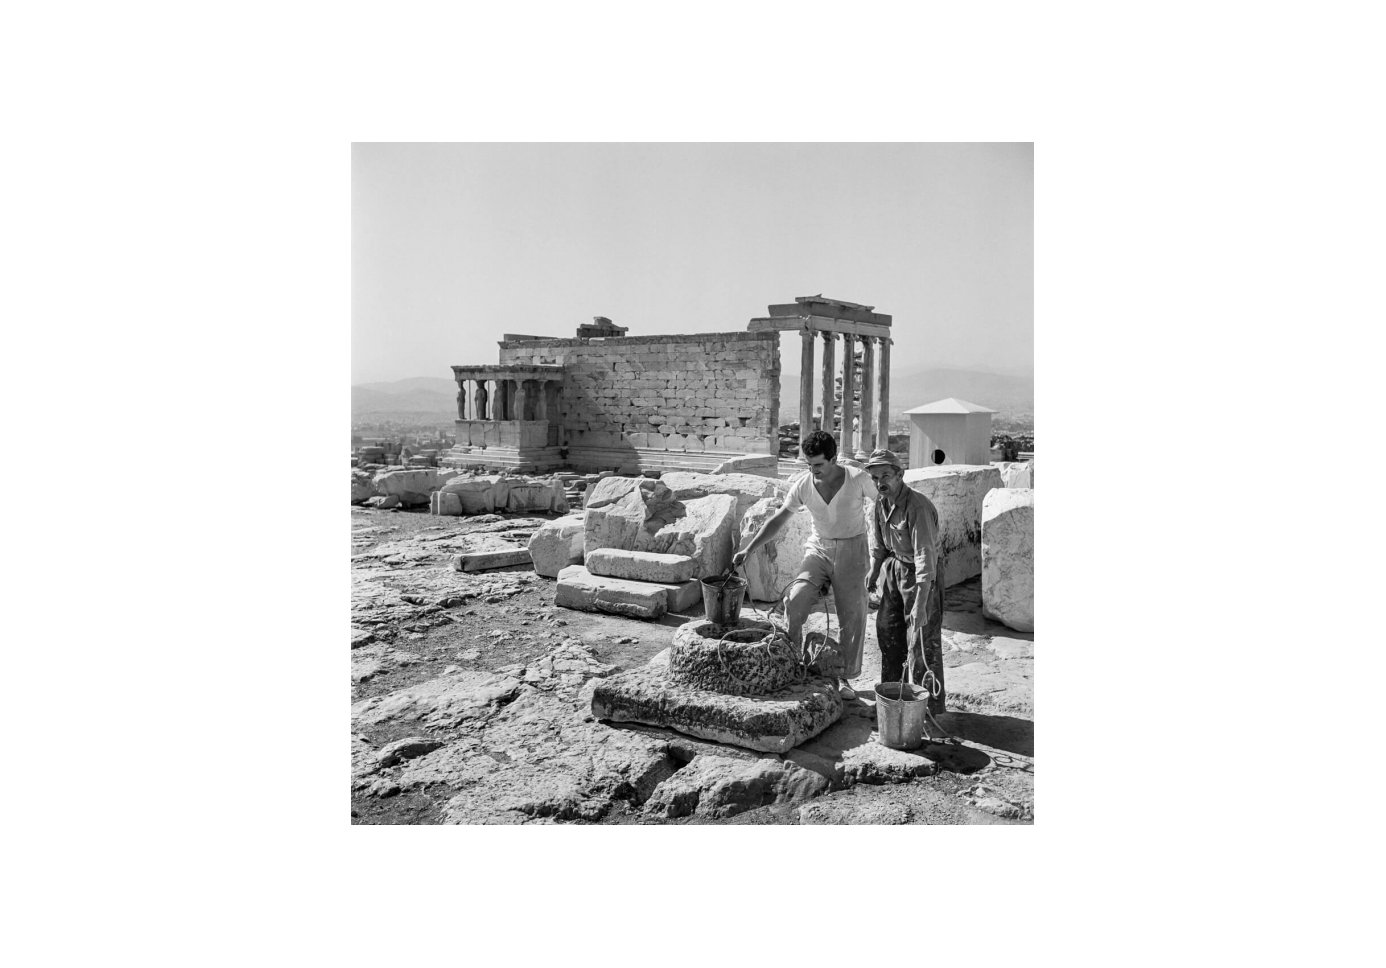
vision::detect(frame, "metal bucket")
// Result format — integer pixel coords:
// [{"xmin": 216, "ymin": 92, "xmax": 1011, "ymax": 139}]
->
[
  {"xmin": 873, "ymin": 681, "xmax": 930, "ymax": 751},
  {"xmin": 700, "ymin": 576, "xmax": 747, "ymax": 625}
]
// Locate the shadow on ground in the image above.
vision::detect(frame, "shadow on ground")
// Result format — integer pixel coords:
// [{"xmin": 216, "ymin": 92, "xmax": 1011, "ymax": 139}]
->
[{"xmin": 935, "ymin": 710, "xmax": 1033, "ymax": 757}]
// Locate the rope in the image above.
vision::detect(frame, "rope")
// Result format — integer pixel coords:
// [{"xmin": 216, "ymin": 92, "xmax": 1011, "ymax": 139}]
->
[{"xmin": 757, "ymin": 576, "xmax": 839, "ymax": 682}]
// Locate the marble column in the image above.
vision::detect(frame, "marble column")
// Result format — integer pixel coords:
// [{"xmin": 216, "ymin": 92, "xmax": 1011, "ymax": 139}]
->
[
  {"xmin": 859, "ymin": 338, "xmax": 875, "ymax": 454},
  {"xmin": 877, "ymin": 339, "xmax": 892, "ymax": 454},
  {"xmin": 535, "ymin": 379, "xmax": 549, "ymax": 421},
  {"xmin": 820, "ymin": 332, "xmax": 836, "ymax": 441},
  {"xmin": 840, "ymin": 335, "xmax": 856, "ymax": 457},
  {"xmin": 515, "ymin": 380, "xmax": 530, "ymax": 421},
  {"xmin": 799, "ymin": 329, "xmax": 815, "ymax": 448},
  {"xmin": 456, "ymin": 380, "xmax": 468, "ymax": 421}
]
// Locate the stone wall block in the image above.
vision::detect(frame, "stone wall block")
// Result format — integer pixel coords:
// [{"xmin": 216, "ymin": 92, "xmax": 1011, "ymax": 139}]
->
[
  {"xmin": 902, "ymin": 465, "xmax": 1003, "ymax": 586},
  {"xmin": 981, "ymin": 488, "xmax": 1034, "ymax": 632}
]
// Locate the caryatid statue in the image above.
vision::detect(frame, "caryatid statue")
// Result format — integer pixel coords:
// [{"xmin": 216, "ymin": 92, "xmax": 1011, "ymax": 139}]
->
[
  {"xmin": 456, "ymin": 384, "xmax": 467, "ymax": 420},
  {"xmin": 473, "ymin": 382, "xmax": 489, "ymax": 421}
]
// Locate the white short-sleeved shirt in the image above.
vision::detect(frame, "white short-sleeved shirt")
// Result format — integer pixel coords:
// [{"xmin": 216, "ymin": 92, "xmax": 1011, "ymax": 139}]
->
[{"xmin": 783, "ymin": 464, "xmax": 876, "ymax": 552}]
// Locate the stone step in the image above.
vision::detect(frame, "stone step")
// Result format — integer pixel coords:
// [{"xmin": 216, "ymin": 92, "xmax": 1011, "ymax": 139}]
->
[
  {"xmin": 586, "ymin": 549, "xmax": 699, "ymax": 584},
  {"xmin": 567, "ymin": 447, "xmax": 763, "ymax": 475},
  {"xmin": 440, "ymin": 445, "xmax": 565, "ymax": 474},
  {"xmin": 555, "ymin": 564, "xmax": 703, "ymax": 620}
]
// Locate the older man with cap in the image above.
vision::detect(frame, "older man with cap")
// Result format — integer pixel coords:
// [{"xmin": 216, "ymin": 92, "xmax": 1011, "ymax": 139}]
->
[{"xmin": 865, "ymin": 448, "xmax": 947, "ymax": 716}]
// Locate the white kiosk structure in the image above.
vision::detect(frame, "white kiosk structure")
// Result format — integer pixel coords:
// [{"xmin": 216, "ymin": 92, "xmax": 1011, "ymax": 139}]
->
[{"xmin": 905, "ymin": 397, "xmax": 996, "ymax": 467}]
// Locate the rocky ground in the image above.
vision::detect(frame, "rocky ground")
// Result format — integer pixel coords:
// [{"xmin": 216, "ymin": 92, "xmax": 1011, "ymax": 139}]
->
[{"xmin": 351, "ymin": 506, "xmax": 1034, "ymax": 825}]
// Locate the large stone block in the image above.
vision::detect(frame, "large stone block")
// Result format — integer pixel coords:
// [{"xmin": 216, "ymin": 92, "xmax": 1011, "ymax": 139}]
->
[
  {"xmin": 590, "ymin": 666, "xmax": 843, "ymax": 753},
  {"xmin": 583, "ymin": 477, "xmax": 679, "ymax": 555},
  {"xmin": 584, "ymin": 481, "xmax": 738, "ymax": 580},
  {"xmin": 996, "ymin": 460, "xmax": 1034, "ymax": 489},
  {"xmin": 644, "ymin": 494, "xmax": 738, "ymax": 579},
  {"xmin": 981, "ymin": 488, "xmax": 1034, "ymax": 633},
  {"xmin": 841, "ymin": 743, "xmax": 938, "ymax": 785},
  {"xmin": 505, "ymin": 479, "xmax": 568, "ymax": 513},
  {"xmin": 903, "ymin": 464, "xmax": 1003, "ymax": 586},
  {"xmin": 555, "ymin": 564, "xmax": 702, "ymax": 619},
  {"xmin": 737, "ymin": 496, "xmax": 815, "ymax": 603},
  {"xmin": 528, "ymin": 512, "xmax": 585, "ymax": 578},
  {"xmin": 372, "ymin": 468, "xmax": 440, "ymax": 506},
  {"xmin": 643, "ymin": 754, "xmax": 830, "ymax": 820},
  {"xmin": 587, "ymin": 549, "xmax": 698, "ymax": 584},
  {"xmin": 659, "ymin": 471, "xmax": 788, "ymax": 526},
  {"xmin": 351, "ymin": 469, "xmax": 376, "ymax": 504},
  {"xmin": 438, "ymin": 474, "xmax": 510, "ymax": 514}
]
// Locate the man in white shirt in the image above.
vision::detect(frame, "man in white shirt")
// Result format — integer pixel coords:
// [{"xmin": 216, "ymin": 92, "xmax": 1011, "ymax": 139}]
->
[{"xmin": 732, "ymin": 430, "xmax": 876, "ymax": 699}]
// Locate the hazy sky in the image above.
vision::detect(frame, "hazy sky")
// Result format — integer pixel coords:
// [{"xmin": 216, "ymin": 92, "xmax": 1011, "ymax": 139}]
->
[{"xmin": 352, "ymin": 143, "xmax": 1032, "ymax": 385}]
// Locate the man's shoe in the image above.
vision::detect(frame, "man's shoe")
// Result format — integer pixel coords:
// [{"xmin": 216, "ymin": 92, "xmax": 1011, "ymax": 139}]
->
[{"xmin": 838, "ymin": 681, "xmax": 858, "ymax": 701}]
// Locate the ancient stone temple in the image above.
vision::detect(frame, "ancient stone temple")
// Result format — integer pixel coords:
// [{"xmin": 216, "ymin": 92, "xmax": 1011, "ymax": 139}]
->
[
  {"xmin": 443, "ymin": 296, "xmax": 890, "ymax": 474},
  {"xmin": 746, "ymin": 295, "xmax": 894, "ymax": 457},
  {"xmin": 448, "ymin": 364, "xmax": 567, "ymax": 472}
]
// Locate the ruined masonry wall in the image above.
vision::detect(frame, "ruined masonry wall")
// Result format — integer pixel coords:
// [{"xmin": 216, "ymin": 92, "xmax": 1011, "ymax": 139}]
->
[{"xmin": 498, "ymin": 332, "xmax": 780, "ymax": 455}]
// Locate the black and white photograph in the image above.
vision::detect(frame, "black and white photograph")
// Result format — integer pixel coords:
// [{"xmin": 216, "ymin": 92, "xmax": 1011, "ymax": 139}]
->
[
  {"xmin": 18, "ymin": 1, "xmax": 1377, "ymax": 958},
  {"xmin": 351, "ymin": 143, "xmax": 1034, "ymax": 824}
]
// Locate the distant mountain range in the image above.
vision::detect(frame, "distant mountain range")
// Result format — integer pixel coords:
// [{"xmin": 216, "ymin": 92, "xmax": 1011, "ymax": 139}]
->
[
  {"xmin": 352, "ymin": 364, "xmax": 1033, "ymax": 424},
  {"xmin": 779, "ymin": 362, "xmax": 1034, "ymax": 417},
  {"xmin": 353, "ymin": 377, "xmax": 459, "ymax": 419}
]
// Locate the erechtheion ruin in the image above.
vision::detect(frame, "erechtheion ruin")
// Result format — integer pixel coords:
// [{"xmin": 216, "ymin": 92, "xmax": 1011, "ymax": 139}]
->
[{"xmin": 441, "ymin": 295, "xmax": 894, "ymax": 473}]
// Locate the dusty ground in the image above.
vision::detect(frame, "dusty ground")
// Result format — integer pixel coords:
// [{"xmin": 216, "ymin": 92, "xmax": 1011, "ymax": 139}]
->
[{"xmin": 351, "ymin": 505, "xmax": 1034, "ymax": 825}]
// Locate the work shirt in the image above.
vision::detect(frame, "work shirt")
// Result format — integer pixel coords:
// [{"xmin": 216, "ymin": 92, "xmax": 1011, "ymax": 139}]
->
[
  {"xmin": 782, "ymin": 464, "xmax": 876, "ymax": 554},
  {"xmin": 871, "ymin": 485, "xmax": 941, "ymax": 591}
]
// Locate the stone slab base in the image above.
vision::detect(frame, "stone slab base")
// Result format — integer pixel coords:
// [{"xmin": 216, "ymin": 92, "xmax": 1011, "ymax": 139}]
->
[
  {"xmin": 590, "ymin": 666, "xmax": 842, "ymax": 754},
  {"xmin": 441, "ymin": 445, "xmax": 566, "ymax": 474},
  {"xmin": 555, "ymin": 564, "xmax": 703, "ymax": 620}
]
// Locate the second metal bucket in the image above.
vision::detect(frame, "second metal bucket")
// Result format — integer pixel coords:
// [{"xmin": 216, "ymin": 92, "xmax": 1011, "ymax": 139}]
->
[
  {"xmin": 873, "ymin": 681, "xmax": 930, "ymax": 751},
  {"xmin": 700, "ymin": 576, "xmax": 747, "ymax": 625}
]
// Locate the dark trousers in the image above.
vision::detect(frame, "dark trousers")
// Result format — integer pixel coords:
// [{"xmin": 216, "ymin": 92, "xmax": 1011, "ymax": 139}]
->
[{"xmin": 877, "ymin": 558, "xmax": 946, "ymax": 715}]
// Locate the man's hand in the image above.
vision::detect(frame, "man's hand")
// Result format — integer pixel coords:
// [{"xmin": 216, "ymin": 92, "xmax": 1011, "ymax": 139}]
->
[{"xmin": 731, "ymin": 549, "xmax": 749, "ymax": 569}]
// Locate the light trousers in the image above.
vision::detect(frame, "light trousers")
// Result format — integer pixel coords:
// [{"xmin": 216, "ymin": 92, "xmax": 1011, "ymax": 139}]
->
[{"xmin": 785, "ymin": 534, "xmax": 869, "ymax": 679}]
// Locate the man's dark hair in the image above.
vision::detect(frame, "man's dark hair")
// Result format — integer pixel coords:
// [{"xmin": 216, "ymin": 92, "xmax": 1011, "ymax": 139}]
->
[{"xmin": 802, "ymin": 430, "xmax": 838, "ymax": 461}]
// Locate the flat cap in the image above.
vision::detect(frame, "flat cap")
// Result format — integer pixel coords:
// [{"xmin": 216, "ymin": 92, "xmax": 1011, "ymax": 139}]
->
[{"xmin": 863, "ymin": 449, "xmax": 903, "ymax": 470}]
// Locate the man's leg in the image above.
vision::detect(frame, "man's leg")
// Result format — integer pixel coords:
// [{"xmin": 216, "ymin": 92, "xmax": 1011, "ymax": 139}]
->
[
  {"xmin": 828, "ymin": 535, "xmax": 870, "ymax": 681},
  {"xmin": 785, "ymin": 553, "xmax": 830, "ymax": 659},
  {"xmin": 876, "ymin": 562, "xmax": 911, "ymax": 684}
]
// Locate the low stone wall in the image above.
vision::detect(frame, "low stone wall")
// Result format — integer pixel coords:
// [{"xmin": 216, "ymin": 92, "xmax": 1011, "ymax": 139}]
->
[{"xmin": 499, "ymin": 331, "xmax": 779, "ymax": 461}]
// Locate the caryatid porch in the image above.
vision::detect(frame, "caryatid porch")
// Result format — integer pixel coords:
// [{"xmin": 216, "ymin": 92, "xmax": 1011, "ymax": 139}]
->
[
  {"xmin": 444, "ymin": 364, "xmax": 567, "ymax": 472},
  {"xmin": 746, "ymin": 296, "xmax": 893, "ymax": 459}
]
